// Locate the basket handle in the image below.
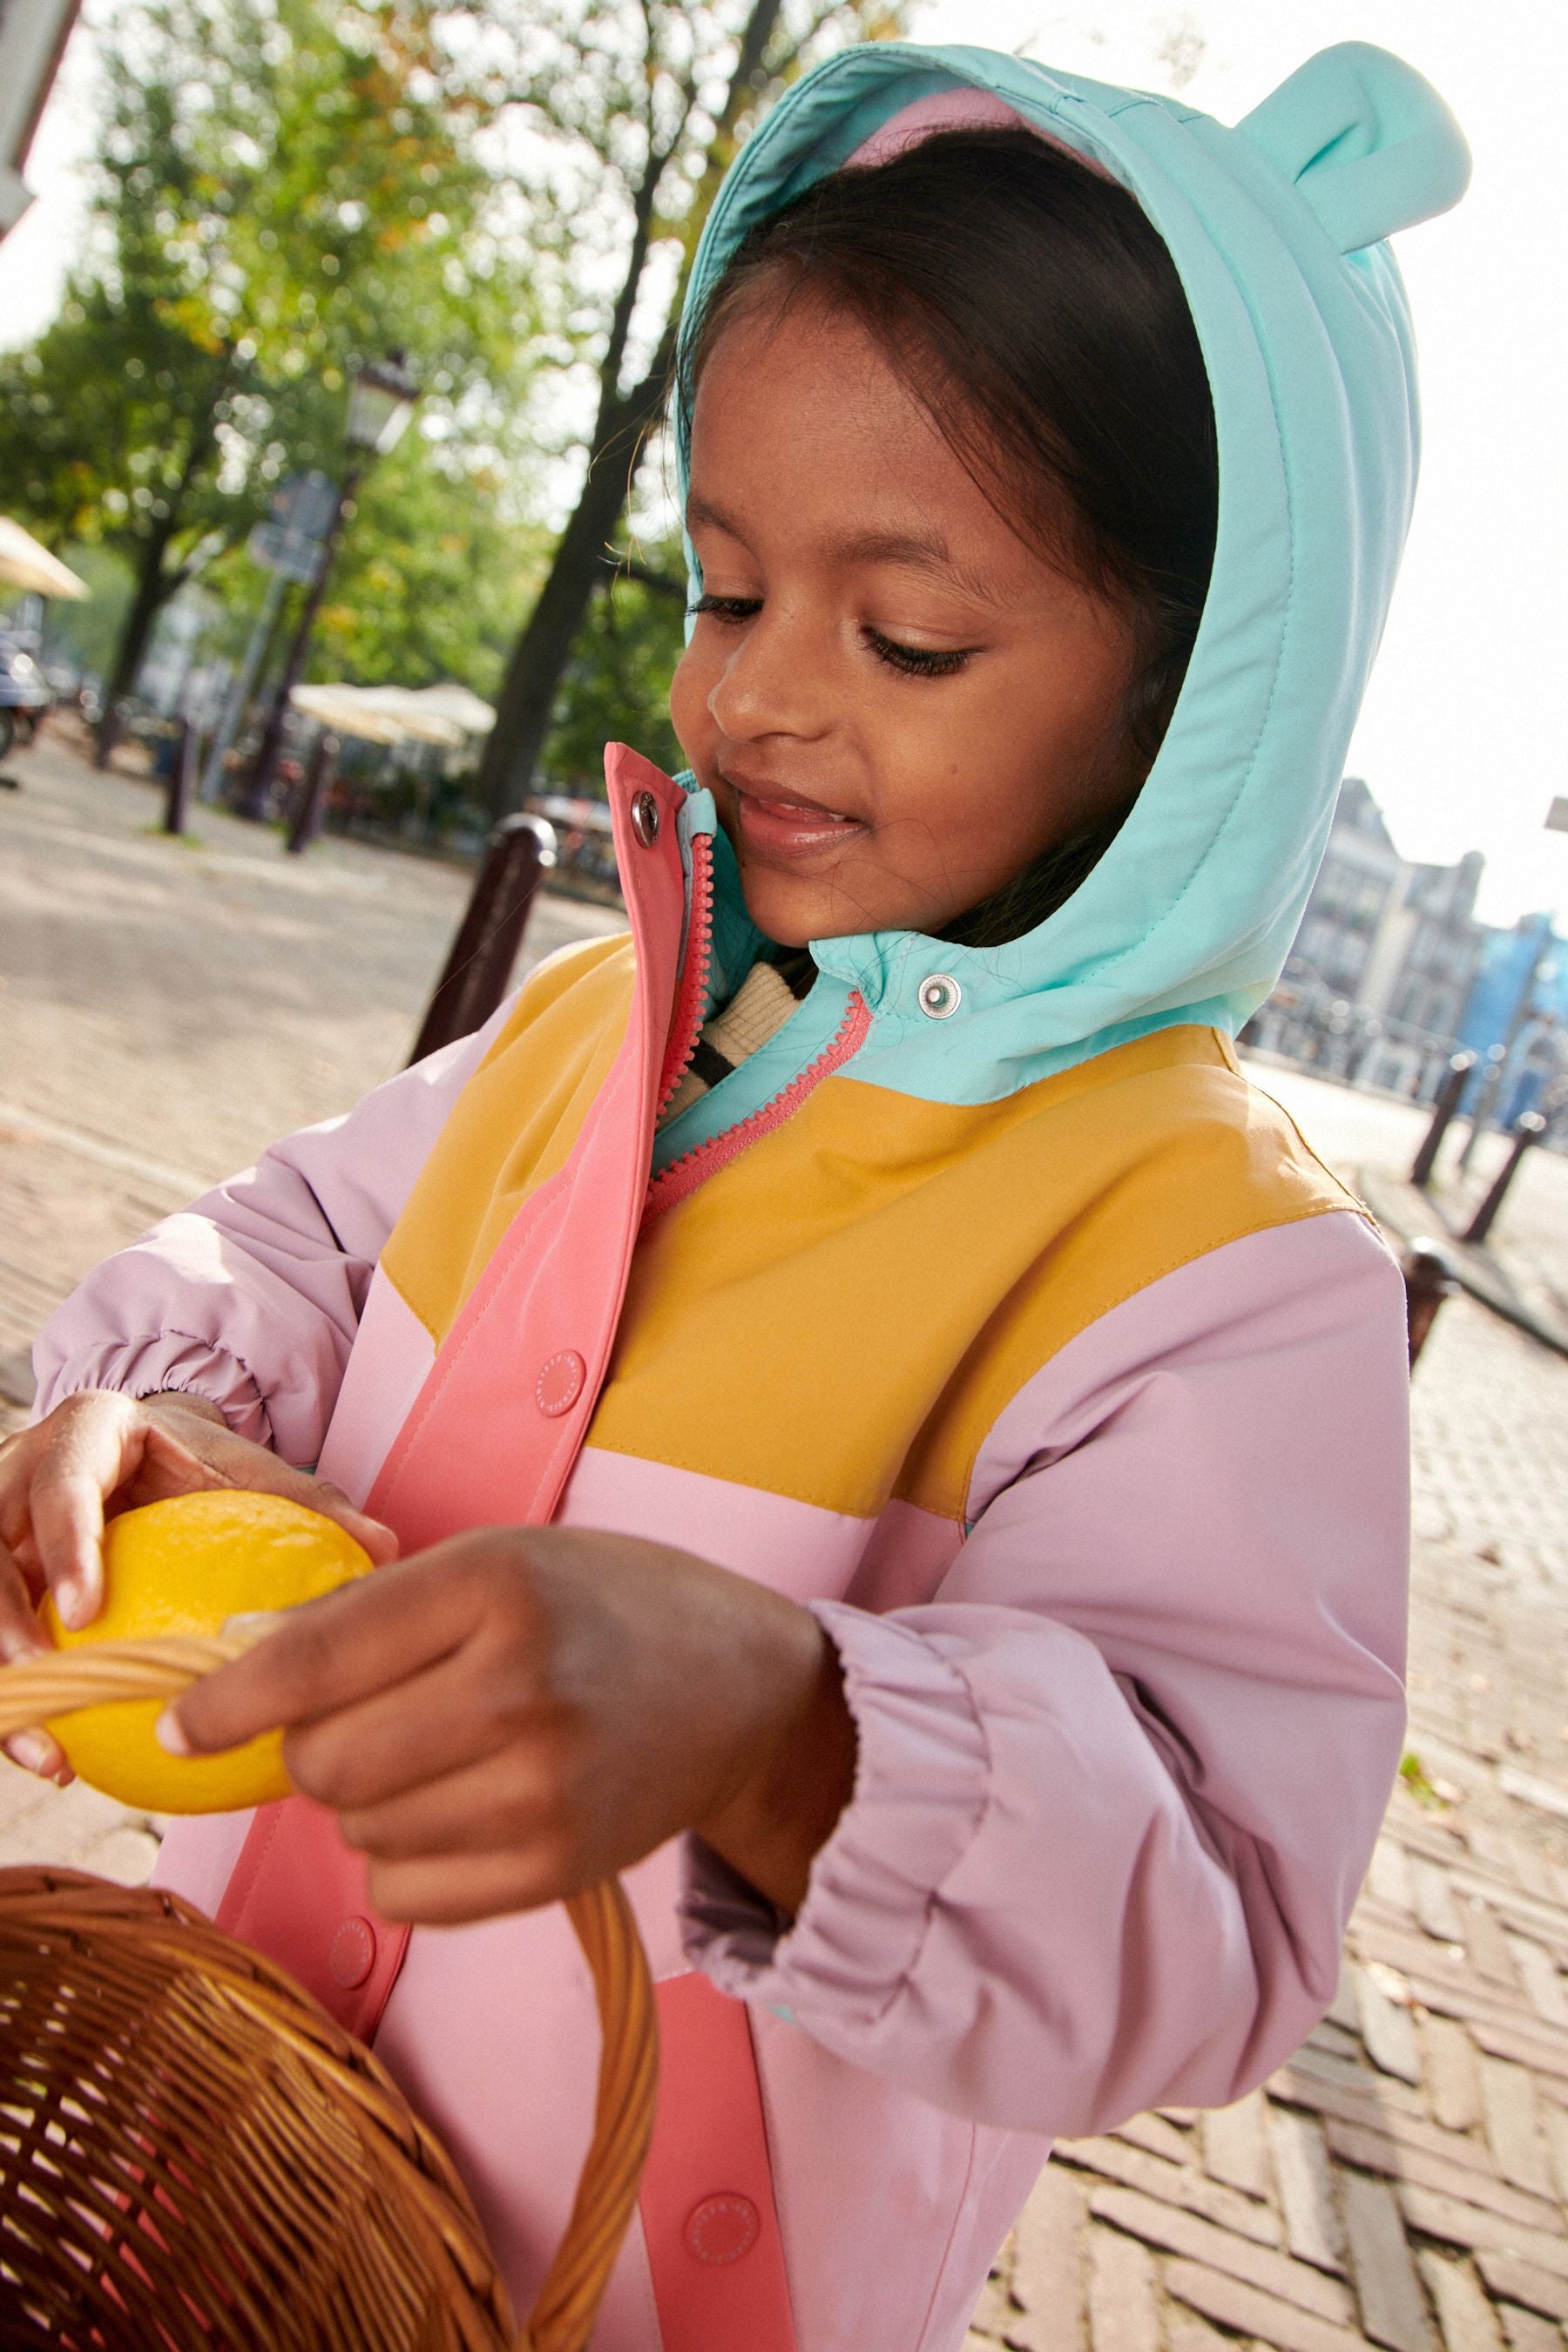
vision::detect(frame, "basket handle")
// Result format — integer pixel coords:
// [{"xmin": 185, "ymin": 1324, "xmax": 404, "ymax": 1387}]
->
[{"xmin": 0, "ymin": 1637, "xmax": 659, "ymax": 2352}]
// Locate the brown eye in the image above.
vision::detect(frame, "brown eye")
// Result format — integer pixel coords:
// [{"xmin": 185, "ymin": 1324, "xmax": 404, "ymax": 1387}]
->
[{"xmin": 864, "ymin": 626, "xmax": 974, "ymax": 678}]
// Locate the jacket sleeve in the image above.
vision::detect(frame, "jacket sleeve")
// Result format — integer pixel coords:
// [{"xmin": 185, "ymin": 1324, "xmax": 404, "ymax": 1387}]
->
[
  {"xmin": 30, "ymin": 997, "xmax": 524, "ymax": 1467},
  {"xmin": 680, "ymin": 1208, "xmax": 1411, "ymax": 2135}
]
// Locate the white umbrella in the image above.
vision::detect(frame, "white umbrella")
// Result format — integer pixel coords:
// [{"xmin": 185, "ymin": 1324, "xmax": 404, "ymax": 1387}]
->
[
  {"xmin": 350, "ymin": 685, "xmax": 467, "ymax": 747},
  {"xmin": 289, "ymin": 683, "xmax": 408, "ymax": 746},
  {"xmin": 413, "ymin": 681, "xmax": 496, "ymax": 736},
  {"xmin": 0, "ymin": 517, "xmax": 90, "ymax": 600}
]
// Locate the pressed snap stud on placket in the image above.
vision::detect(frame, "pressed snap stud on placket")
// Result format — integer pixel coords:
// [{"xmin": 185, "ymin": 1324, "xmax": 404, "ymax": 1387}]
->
[
  {"xmin": 536, "ymin": 1351, "xmax": 586, "ymax": 1416},
  {"xmin": 631, "ymin": 790, "xmax": 660, "ymax": 847},
  {"xmin": 686, "ymin": 2193, "xmax": 760, "ymax": 2266},
  {"xmin": 329, "ymin": 1916, "xmax": 376, "ymax": 1990},
  {"xmin": 917, "ymin": 974, "xmax": 961, "ymax": 1020}
]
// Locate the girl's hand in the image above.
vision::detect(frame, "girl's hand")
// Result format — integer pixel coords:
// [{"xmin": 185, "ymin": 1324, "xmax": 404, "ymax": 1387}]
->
[
  {"xmin": 159, "ymin": 1527, "xmax": 858, "ymax": 1924},
  {"xmin": 0, "ymin": 1389, "xmax": 397, "ymax": 1782}
]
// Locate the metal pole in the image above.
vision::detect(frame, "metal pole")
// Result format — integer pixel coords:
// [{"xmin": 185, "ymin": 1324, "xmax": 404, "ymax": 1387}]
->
[
  {"xmin": 1402, "ymin": 1238, "xmax": 1457, "ymax": 1369},
  {"xmin": 408, "ymin": 814, "xmax": 557, "ymax": 1064},
  {"xmin": 199, "ymin": 566, "xmax": 287, "ymax": 803},
  {"xmin": 238, "ymin": 465, "xmax": 359, "ymax": 822},
  {"xmin": 1409, "ymin": 1050, "xmax": 1477, "ymax": 1189},
  {"xmin": 1456, "ymin": 1044, "xmax": 1509, "ymax": 1174},
  {"xmin": 1460, "ymin": 1112, "xmax": 1546, "ymax": 1247},
  {"xmin": 162, "ymin": 717, "xmax": 196, "ymax": 837},
  {"xmin": 285, "ymin": 728, "xmax": 338, "ymax": 856}
]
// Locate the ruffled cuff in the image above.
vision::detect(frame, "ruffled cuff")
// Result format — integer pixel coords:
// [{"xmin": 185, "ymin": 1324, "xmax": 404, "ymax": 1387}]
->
[
  {"xmin": 679, "ymin": 1598, "xmax": 990, "ymax": 2028},
  {"xmin": 31, "ymin": 1333, "xmax": 274, "ymax": 1448}
]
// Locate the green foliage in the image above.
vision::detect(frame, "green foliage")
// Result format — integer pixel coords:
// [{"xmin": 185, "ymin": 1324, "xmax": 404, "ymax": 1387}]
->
[
  {"xmin": 0, "ymin": 0, "xmax": 539, "ymax": 696},
  {"xmin": 542, "ymin": 568, "xmax": 687, "ymax": 787}
]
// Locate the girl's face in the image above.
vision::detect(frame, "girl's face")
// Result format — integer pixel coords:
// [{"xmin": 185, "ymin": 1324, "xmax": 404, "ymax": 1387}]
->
[{"xmin": 670, "ymin": 296, "xmax": 1142, "ymax": 945}]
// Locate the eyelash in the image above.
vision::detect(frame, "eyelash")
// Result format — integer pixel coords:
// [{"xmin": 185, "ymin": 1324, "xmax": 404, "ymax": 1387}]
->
[{"xmin": 692, "ymin": 594, "xmax": 973, "ymax": 679}]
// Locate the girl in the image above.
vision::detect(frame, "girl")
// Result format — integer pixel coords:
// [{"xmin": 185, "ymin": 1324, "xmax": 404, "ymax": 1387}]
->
[{"xmin": 4, "ymin": 37, "xmax": 1469, "ymax": 2352}]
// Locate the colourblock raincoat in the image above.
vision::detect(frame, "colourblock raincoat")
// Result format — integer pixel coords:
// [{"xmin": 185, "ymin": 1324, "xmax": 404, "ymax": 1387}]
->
[{"xmin": 35, "ymin": 37, "xmax": 1470, "ymax": 2351}]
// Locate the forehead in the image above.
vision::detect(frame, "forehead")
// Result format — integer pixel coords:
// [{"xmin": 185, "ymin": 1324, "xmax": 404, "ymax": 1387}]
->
[{"xmin": 686, "ymin": 298, "xmax": 1037, "ymax": 574}]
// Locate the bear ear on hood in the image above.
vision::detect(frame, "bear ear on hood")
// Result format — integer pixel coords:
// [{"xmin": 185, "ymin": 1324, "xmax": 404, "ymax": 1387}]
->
[{"xmin": 1236, "ymin": 40, "xmax": 1471, "ymax": 253}]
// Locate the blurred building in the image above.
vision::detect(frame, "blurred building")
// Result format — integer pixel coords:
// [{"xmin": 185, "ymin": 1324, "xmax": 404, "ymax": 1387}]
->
[
  {"xmin": 1245, "ymin": 776, "xmax": 1486, "ymax": 1098},
  {"xmin": 0, "ymin": 0, "xmax": 81, "ymax": 240}
]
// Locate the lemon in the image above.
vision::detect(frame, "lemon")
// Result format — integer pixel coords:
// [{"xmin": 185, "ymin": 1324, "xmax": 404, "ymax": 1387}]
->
[{"xmin": 40, "ymin": 1490, "xmax": 374, "ymax": 1813}]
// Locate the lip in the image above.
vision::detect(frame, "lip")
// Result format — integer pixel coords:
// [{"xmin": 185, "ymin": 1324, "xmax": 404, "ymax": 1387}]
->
[{"xmin": 721, "ymin": 767, "xmax": 868, "ymax": 862}]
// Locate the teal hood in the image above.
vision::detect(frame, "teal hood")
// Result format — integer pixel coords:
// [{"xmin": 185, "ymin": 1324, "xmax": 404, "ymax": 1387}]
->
[{"xmin": 666, "ymin": 39, "xmax": 1470, "ymax": 1107}]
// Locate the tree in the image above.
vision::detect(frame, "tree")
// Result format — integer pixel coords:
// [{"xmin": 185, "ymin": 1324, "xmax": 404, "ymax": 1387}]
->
[
  {"xmin": 463, "ymin": 0, "xmax": 909, "ymax": 819},
  {"xmin": 0, "ymin": 0, "xmax": 537, "ymax": 737}
]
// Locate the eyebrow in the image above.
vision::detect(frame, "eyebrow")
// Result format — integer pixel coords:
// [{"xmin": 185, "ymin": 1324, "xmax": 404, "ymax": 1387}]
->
[{"xmin": 685, "ymin": 493, "xmax": 1007, "ymax": 610}]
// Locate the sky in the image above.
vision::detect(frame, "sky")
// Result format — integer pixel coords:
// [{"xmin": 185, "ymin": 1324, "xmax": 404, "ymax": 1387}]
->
[{"xmin": 3, "ymin": 0, "xmax": 1565, "ymax": 927}]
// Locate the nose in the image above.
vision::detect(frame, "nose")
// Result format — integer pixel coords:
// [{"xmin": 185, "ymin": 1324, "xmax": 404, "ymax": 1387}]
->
[{"xmin": 706, "ymin": 604, "xmax": 831, "ymax": 745}]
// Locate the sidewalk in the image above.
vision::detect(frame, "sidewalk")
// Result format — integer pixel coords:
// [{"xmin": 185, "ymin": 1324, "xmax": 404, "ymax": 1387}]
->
[{"xmin": 3, "ymin": 741, "xmax": 1566, "ymax": 2349}]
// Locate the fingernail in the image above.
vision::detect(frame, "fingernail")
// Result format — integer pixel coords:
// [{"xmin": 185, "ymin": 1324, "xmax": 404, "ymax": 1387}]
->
[
  {"xmin": 5, "ymin": 1732, "xmax": 54, "ymax": 1774},
  {"xmin": 58, "ymin": 1578, "xmax": 93, "ymax": 1631},
  {"xmin": 220, "ymin": 1610, "xmax": 286, "ymax": 1644},
  {"xmin": 154, "ymin": 1708, "xmax": 193, "ymax": 1756}
]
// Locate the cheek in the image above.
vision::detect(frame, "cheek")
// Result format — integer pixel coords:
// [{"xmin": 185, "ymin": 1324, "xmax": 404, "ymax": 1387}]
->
[{"xmin": 669, "ymin": 644, "xmax": 715, "ymax": 760}]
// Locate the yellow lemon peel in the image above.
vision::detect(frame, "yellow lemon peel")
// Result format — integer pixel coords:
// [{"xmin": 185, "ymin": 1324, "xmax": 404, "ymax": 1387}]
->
[{"xmin": 42, "ymin": 1490, "xmax": 373, "ymax": 1813}]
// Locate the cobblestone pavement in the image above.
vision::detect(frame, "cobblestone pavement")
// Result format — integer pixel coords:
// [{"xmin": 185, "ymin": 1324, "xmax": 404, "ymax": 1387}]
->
[{"xmin": 3, "ymin": 741, "xmax": 1567, "ymax": 2349}]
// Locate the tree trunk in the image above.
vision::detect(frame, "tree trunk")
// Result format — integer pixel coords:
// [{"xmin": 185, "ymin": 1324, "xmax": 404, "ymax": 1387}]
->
[
  {"xmin": 476, "ymin": 411, "xmax": 660, "ymax": 817},
  {"xmin": 93, "ymin": 523, "xmax": 179, "ymax": 767}
]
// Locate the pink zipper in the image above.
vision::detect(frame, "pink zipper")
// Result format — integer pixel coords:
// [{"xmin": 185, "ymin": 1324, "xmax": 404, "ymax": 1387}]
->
[
  {"xmin": 654, "ymin": 828, "xmax": 715, "ymax": 1116},
  {"xmin": 642, "ymin": 987, "xmax": 872, "ymax": 1232}
]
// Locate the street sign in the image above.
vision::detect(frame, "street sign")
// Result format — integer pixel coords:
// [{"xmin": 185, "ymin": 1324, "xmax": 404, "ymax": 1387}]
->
[{"xmin": 247, "ymin": 470, "xmax": 340, "ymax": 584}]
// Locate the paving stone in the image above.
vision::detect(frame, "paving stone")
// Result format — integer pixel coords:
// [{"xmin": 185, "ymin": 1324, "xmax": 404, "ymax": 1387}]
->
[
  {"xmin": 1421, "ymin": 2015, "xmax": 1484, "ymax": 2133},
  {"xmin": 1465, "ymin": 2018, "xmax": 1568, "ymax": 2089},
  {"xmin": 1284, "ymin": 2041, "xmax": 1427, "ymax": 2116},
  {"xmin": 1472, "ymin": 2261, "xmax": 1568, "ymax": 2327},
  {"xmin": 1394, "ymin": 2188, "xmax": 1568, "ymax": 2282},
  {"xmin": 1341, "ymin": 2171, "xmax": 1436, "ymax": 2352},
  {"xmin": 1355, "ymin": 1963, "xmax": 1423, "ymax": 2086},
  {"xmin": 971, "ymin": 2274, "xmax": 1018, "ymax": 2336},
  {"xmin": 1418, "ymin": 2257, "xmax": 1509, "ymax": 2352},
  {"xmin": 1414, "ymin": 1861, "xmax": 1466, "ymax": 1945},
  {"xmin": 1322, "ymin": 2120, "xmax": 1559, "ymax": 2232},
  {"xmin": 1478, "ymin": 2058, "xmax": 1556, "ymax": 2197},
  {"xmin": 1086, "ymin": 2217, "xmax": 1159, "ymax": 2352},
  {"xmin": 1268, "ymin": 2105, "xmax": 1347, "ymax": 2274},
  {"xmin": 1543, "ymin": 2100, "xmax": 1568, "ymax": 2207},
  {"xmin": 1165, "ymin": 2257, "xmax": 1369, "ymax": 2352},
  {"xmin": 1009, "ymin": 2163, "xmax": 1085, "ymax": 2352},
  {"xmin": 1201, "ymin": 2088, "xmax": 1274, "ymax": 2199},
  {"xmin": 1460, "ymin": 1899, "xmax": 1524, "ymax": 1993},
  {"xmin": 1371, "ymin": 1839, "xmax": 1418, "ymax": 1915},
  {"xmin": 1328, "ymin": 1961, "xmax": 1363, "ymax": 2034},
  {"xmin": 1506, "ymin": 1939, "xmax": 1568, "ymax": 2030},
  {"xmin": 1055, "ymin": 2135, "xmax": 1281, "ymax": 2247},
  {"xmin": 1086, "ymin": 2183, "xmax": 1354, "ymax": 2324},
  {"xmin": 1114, "ymin": 2110, "xmax": 1193, "ymax": 2166},
  {"xmin": 1166, "ymin": 2315, "xmax": 1242, "ymax": 2352},
  {"xmin": 1496, "ymin": 2303, "xmax": 1567, "ymax": 2352}
]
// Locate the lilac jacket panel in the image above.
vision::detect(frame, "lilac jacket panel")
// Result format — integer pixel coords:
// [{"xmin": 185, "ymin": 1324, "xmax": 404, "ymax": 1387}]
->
[
  {"xmin": 684, "ymin": 1208, "xmax": 1411, "ymax": 2142},
  {"xmin": 30, "ymin": 992, "xmax": 526, "ymax": 1457}
]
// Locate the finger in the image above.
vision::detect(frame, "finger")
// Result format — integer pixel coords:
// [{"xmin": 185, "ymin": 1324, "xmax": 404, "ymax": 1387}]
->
[
  {"xmin": 308, "ymin": 1481, "xmax": 400, "ymax": 1567},
  {"xmin": 159, "ymin": 1538, "xmax": 504, "ymax": 1756},
  {"xmin": 280, "ymin": 1644, "xmax": 545, "ymax": 1810},
  {"xmin": 0, "ymin": 1536, "xmax": 48, "ymax": 1662},
  {"xmin": 331, "ymin": 1736, "xmax": 564, "ymax": 1862},
  {"xmin": 28, "ymin": 1396, "xmax": 164, "ymax": 1626},
  {"xmin": 365, "ymin": 1838, "xmax": 584, "ymax": 1930}
]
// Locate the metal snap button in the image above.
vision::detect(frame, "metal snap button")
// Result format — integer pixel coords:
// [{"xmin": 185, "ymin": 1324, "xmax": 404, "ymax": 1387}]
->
[
  {"xmin": 631, "ymin": 789, "xmax": 660, "ymax": 848},
  {"xmin": 536, "ymin": 1350, "xmax": 586, "ymax": 1417},
  {"xmin": 329, "ymin": 1916, "xmax": 376, "ymax": 1990},
  {"xmin": 917, "ymin": 973, "xmax": 961, "ymax": 1020},
  {"xmin": 686, "ymin": 2193, "xmax": 760, "ymax": 2266}
]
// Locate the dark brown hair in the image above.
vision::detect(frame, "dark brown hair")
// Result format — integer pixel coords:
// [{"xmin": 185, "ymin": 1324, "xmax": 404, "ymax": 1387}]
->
[{"xmin": 679, "ymin": 125, "xmax": 1219, "ymax": 947}]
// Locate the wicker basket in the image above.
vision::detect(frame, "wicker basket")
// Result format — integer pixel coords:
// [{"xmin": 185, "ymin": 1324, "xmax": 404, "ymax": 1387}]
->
[{"xmin": 0, "ymin": 1638, "xmax": 658, "ymax": 2351}]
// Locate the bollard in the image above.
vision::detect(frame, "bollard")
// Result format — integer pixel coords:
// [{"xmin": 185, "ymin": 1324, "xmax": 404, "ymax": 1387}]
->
[
  {"xmin": 1402, "ymin": 1237, "xmax": 1457, "ymax": 1369},
  {"xmin": 408, "ymin": 813, "xmax": 558, "ymax": 1064},
  {"xmin": 1460, "ymin": 1112, "xmax": 1546, "ymax": 1247},
  {"xmin": 162, "ymin": 718, "xmax": 197, "ymax": 837},
  {"xmin": 1409, "ymin": 1050, "xmax": 1477, "ymax": 1189},
  {"xmin": 286, "ymin": 729, "xmax": 339, "ymax": 856}
]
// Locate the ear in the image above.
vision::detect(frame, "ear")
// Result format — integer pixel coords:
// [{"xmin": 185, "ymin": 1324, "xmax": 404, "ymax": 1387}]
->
[{"xmin": 1236, "ymin": 41, "xmax": 1470, "ymax": 253}]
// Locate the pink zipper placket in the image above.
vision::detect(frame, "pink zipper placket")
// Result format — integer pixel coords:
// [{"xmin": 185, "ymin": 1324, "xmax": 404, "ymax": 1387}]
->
[{"xmin": 643, "ymin": 981, "xmax": 871, "ymax": 1233}]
